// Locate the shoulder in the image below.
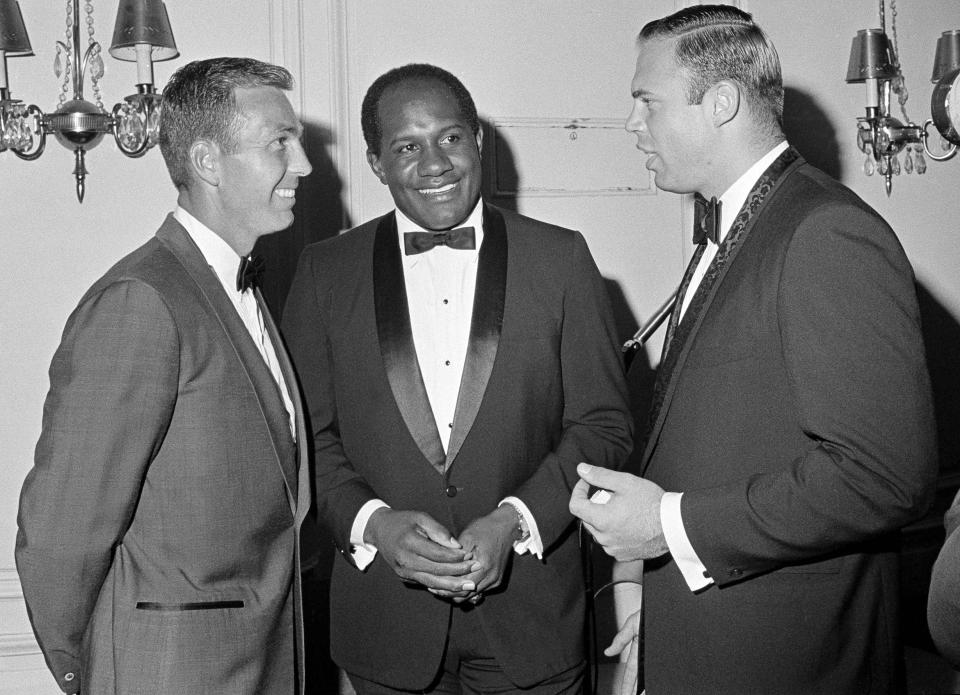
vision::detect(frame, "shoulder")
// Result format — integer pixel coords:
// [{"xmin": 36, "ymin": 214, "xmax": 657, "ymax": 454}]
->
[
  {"xmin": 772, "ymin": 161, "xmax": 890, "ymax": 232},
  {"xmin": 490, "ymin": 204, "xmax": 588, "ymax": 258},
  {"xmin": 296, "ymin": 214, "xmax": 382, "ymax": 271}
]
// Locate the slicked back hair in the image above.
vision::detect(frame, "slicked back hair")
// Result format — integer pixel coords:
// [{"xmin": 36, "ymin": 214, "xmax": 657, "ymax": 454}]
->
[
  {"xmin": 361, "ymin": 63, "xmax": 480, "ymax": 157},
  {"xmin": 159, "ymin": 57, "xmax": 293, "ymax": 189},
  {"xmin": 639, "ymin": 4, "xmax": 784, "ymax": 133}
]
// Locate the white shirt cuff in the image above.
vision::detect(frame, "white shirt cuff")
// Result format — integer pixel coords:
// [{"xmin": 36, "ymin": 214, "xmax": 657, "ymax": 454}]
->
[
  {"xmin": 660, "ymin": 492, "xmax": 713, "ymax": 592},
  {"xmin": 499, "ymin": 497, "xmax": 543, "ymax": 559},
  {"xmin": 349, "ymin": 499, "xmax": 390, "ymax": 571}
]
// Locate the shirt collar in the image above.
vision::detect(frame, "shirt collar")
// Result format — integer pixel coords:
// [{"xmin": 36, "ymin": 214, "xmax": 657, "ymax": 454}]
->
[
  {"xmin": 714, "ymin": 141, "xmax": 789, "ymax": 245},
  {"xmin": 395, "ymin": 200, "xmax": 485, "ymax": 268},
  {"xmin": 174, "ymin": 206, "xmax": 245, "ymax": 296}
]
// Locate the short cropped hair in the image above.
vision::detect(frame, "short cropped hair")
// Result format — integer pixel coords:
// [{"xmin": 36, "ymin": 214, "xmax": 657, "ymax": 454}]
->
[
  {"xmin": 361, "ymin": 63, "xmax": 480, "ymax": 156},
  {"xmin": 639, "ymin": 5, "xmax": 784, "ymax": 132},
  {"xmin": 159, "ymin": 57, "xmax": 293, "ymax": 189}
]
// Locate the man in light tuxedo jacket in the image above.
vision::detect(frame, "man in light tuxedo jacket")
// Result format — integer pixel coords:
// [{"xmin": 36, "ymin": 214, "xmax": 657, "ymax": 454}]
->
[
  {"xmin": 16, "ymin": 57, "xmax": 313, "ymax": 695},
  {"xmin": 570, "ymin": 6, "xmax": 937, "ymax": 694},
  {"xmin": 282, "ymin": 63, "xmax": 632, "ymax": 694}
]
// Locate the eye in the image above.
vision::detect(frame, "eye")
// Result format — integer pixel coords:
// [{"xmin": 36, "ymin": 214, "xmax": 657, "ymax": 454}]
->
[
  {"xmin": 441, "ymin": 133, "xmax": 461, "ymax": 145},
  {"xmin": 396, "ymin": 143, "xmax": 418, "ymax": 154}
]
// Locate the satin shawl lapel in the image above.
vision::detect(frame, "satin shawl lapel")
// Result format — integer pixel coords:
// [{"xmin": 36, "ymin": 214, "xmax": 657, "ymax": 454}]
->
[
  {"xmin": 155, "ymin": 215, "xmax": 299, "ymax": 511},
  {"xmin": 445, "ymin": 204, "xmax": 507, "ymax": 470},
  {"xmin": 640, "ymin": 148, "xmax": 803, "ymax": 472},
  {"xmin": 256, "ymin": 290, "xmax": 311, "ymax": 523},
  {"xmin": 374, "ymin": 213, "xmax": 446, "ymax": 473}
]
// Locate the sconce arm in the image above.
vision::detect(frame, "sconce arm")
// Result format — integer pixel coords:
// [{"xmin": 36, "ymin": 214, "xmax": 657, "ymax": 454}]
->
[{"xmin": 920, "ymin": 119, "xmax": 959, "ymax": 161}]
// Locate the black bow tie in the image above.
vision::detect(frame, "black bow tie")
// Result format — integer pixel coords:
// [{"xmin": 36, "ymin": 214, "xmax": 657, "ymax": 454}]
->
[
  {"xmin": 403, "ymin": 226, "xmax": 476, "ymax": 255},
  {"xmin": 236, "ymin": 254, "xmax": 265, "ymax": 292},
  {"xmin": 692, "ymin": 194, "xmax": 722, "ymax": 246}
]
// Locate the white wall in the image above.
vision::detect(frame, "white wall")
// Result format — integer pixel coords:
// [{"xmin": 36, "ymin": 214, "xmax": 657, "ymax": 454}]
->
[{"xmin": 2, "ymin": 1, "xmax": 959, "ymax": 691}]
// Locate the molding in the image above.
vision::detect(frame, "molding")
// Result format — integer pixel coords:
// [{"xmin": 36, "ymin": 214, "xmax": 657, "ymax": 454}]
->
[
  {"xmin": 271, "ymin": 0, "xmax": 306, "ymax": 116},
  {"xmin": 488, "ymin": 117, "xmax": 655, "ymax": 198},
  {"xmin": 0, "ymin": 633, "xmax": 40, "ymax": 658},
  {"xmin": 328, "ymin": 0, "xmax": 356, "ymax": 229},
  {"xmin": 0, "ymin": 569, "xmax": 22, "ymax": 600}
]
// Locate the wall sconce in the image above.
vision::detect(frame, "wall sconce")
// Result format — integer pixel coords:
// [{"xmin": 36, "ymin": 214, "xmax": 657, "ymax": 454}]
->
[
  {"xmin": 845, "ymin": 2, "xmax": 960, "ymax": 195},
  {"xmin": 0, "ymin": 0, "xmax": 178, "ymax": 202}
]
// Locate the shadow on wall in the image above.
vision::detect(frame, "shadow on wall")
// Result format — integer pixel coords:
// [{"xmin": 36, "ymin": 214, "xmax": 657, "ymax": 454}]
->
[
  {"xmin": 255, "ymin": 120, "xmax": 352, "ymax": 320},
  {"xmin": 254, "ymin": 118, "xmax": 350, "ymax": 695},
  {"xmin": 482, "ymin": 117, "xmax": 654, "ymax": 688},
  {"xmin": 782, "ymin": 86, "xmax": 843, "ymax": 181}
]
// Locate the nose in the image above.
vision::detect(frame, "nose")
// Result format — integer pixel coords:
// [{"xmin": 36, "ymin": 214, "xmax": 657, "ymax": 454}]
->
[
  {"xmin": 625, "ymin": 101, "xmax": 646, "ymax": 135},
  {"xmin": 418, "ymin": 143, "xmax": 453, "ymax": 177},
  {"xmin": 288, "ymin": 137, "xmax": 313, "ymax": 178}
]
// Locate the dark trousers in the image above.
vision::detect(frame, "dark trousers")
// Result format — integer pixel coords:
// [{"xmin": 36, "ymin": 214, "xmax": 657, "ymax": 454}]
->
[{"xmin": 348, "ymin": 603, "xmax": 584, "ymax": 695}]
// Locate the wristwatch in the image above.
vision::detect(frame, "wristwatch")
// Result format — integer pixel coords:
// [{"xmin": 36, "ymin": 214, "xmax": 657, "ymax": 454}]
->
[{"xmin": 507, "ymin": 502, "xmax": 530, "ymax": 543}]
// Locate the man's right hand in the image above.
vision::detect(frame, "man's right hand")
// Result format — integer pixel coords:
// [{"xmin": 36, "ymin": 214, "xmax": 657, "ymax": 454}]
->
[{"xmin": 365, "ymin": 508, "xmax": 481, "ymax": 593}]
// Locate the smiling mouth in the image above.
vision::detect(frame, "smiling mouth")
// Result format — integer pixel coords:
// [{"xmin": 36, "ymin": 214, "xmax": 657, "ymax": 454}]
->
[
  {"xmin": 275, "ymin": 188, "xmax": 296, "ymax": 199},
  {"xmin": 418, "ymin": 182, "xmax": 458, "ymax": 197}
]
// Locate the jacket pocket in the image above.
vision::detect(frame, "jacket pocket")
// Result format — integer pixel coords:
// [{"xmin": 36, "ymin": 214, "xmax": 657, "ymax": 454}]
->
[{"xmin": 135, "ymin": 600, "xmax": 244, "ymax": 611}]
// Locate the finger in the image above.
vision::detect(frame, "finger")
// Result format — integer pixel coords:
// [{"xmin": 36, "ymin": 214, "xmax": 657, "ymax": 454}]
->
[
  {"xmin": 415, "ymin": 514, "xmax": 462, "ymax": 549},
  {"xmin": 576, "ymin": 463, "xmax": 629, "ymax": 492},
  {"xmin": 603, "ymin": 628, "xmax": 633, "ymax": 658},
  {"xmin": 569, "ymin": 478, "xmax": 595, "ymax": 518},
  {"xmin": 413, "ymin": 572, "xmax": 477, "ymax": 593},
  {"xmin": 401, "ymin": 531, "xmax": 470, "ymax": 565}
]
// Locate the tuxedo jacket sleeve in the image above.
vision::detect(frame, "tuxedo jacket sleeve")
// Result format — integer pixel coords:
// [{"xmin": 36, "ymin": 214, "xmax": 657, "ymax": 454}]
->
[
  {"xmin": 677, "ymin": 168, "xmax": 937, "ymax": 583},
  {"xmin": 16, "ymin": 278, "xmax": 178, "ymax": 691}
]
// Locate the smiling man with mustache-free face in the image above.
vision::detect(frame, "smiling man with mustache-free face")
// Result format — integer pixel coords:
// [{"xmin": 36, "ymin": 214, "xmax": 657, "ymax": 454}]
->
[
  {"xmin": 282, "ymin": 63, "xmax": 631, "ymax": 694},
  {"xmin": 367, "ymin": 78, "xmax": 483, "ymax": 232}
]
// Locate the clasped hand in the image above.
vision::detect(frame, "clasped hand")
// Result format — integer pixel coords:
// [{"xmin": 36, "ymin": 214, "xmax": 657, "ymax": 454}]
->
[
  {"xmin": 568, "ymin": 463, "xmax": 669, "ymax": 561},
  {"xmin": 366, "ymin": 506, "xmax": 516, "ymax": 602}
]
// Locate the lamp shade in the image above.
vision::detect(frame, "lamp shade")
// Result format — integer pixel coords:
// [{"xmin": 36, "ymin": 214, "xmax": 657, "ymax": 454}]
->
[
  {"xmin": 932, "ymin": 30, "xmax": 960, "ymax": 84},
  {"xmin": 846, "ymin": 28, "xmax": 899, "ymax": 83},
  {"xmin": 0, "ymin": 0, "xmax": 33, "ymax": 55},
  {"xmin": 108, "ymin": 0, "xmax": 178, "ymax": 62}
]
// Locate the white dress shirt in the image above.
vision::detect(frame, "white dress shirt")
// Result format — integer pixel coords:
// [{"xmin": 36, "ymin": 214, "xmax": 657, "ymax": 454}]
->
[
  {"xmin": 174, "ymin": 207, "xmax": 296, "ymax": 436},
  {"xmin": 349, "ymin": 202, "xmax": 543, "ymax": 569},
  {"xmin": 660, "ymin": 141, "xmax": 789, "ymax": 591}
]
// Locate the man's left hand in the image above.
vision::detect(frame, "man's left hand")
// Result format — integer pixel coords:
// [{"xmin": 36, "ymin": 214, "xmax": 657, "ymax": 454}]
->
[
  {"xmin": 431, "ymin": 506, "xmax": 517, "ymax": 603},
  {"xmin": 569, "ymin": 463, "xmax": 669, "ymax": 561}
]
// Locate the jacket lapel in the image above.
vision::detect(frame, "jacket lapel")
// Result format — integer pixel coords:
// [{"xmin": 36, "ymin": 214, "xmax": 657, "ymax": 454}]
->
[
  {"xmin": 640, "ymin": 148, "xmax": 803, "ymax": 472},
  {"xmin": 374, "ymin": 213, "xmax": 447, "ymax": 473},
  {"xmin": 445, "ymin": 204, "xmax": 507, "ymax": 469},
  {"xmin": 155, "ymin": 215, "xmax": 299, "ymax": 510},
  {"xmin": 257, "ymin": 290, "xmax": 311, "ymax": 523}
]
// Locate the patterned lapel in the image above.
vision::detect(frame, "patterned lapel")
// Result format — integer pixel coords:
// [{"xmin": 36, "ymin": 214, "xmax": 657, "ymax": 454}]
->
[
  {"xmin": 373, "ymin": 213, "xmax": 447, "ymax": 474},
  {"xmin": 445, "ymin": 204, "xmax": 507, "ymax": 470},
  {"xmin": 155, "ymin": 216, "xmax": 299, "ymax": 510},
  {"xmin": 639, "ymin": 148, "xmax": 802, "ymax": 472}
]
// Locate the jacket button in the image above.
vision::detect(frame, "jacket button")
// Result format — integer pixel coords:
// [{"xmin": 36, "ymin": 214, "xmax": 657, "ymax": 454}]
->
[
  {"xmin": 445, "ymin": 485, "xmax": 458, "ymax": 497},
  {"xmin": 64, "ymin": 673, "xmax": 75, "ymax": 682}
]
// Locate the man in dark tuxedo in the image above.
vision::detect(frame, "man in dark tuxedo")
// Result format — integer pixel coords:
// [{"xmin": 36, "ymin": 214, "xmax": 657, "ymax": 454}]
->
[
  {"xmin": 16, "ymin": 58, "xmax": 312, "ymax": 695},
  {"xmin": 570, "ymin": 6, "xmax": 937, "ymax": 694},
  {"xmin": 282, "ymin": 63, "xmax": 631, "ymax": 693}
]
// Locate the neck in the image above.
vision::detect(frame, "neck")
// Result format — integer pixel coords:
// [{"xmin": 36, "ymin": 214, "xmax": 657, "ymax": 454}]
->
[{"xmin": 178, "ymin": 189, "xmax": 255, "ymax": 256}]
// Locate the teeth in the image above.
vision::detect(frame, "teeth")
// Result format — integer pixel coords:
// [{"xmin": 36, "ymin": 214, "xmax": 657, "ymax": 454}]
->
[
  {"xmin": 418, "ymin": 183, "xmax": 456, "ymax": 196},
  {"xmin": 275, "ymin": 188, "xmax": 295, "ymax": 199}
]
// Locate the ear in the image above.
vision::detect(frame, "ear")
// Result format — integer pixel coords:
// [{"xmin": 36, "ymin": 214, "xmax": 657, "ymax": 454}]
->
[
  {"xmin": 474, "ymin": 127, "xmax": 483, "ymax": 156},
  {"xmin": 709, "ymin": 80, "xmax": 741, "ymax": 127},
  {"xmin": 366, "ymin": 148, "xmax": 388, "ymax": 185},
  {"xmin": 190, "ymin": 140, "xmax": 220, "ymax": 187}
]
